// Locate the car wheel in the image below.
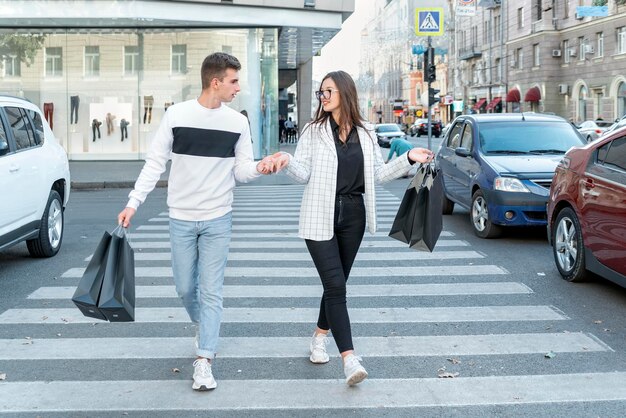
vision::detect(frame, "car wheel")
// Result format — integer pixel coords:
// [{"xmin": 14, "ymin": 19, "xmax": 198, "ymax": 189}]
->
[
  {"xmin": 471, "ymin": 190, "xmax": 502, "ymax": 238},
  {"xmin": 27, "ymin": 190, "xmax": 64, "ymax": 257},
  {"xmin": 442, "ymin": 195, "xmax": 455, "ymax": 215},
  {"xmin": 552, "ymin": 207, "xmax": 588, "ymax": 282}
]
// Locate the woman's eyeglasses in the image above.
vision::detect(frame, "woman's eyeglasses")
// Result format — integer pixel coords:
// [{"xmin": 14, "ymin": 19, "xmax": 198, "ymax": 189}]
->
[{"xmin": 315, "ymin": 88, "xmax": 339, "ymax": 100}]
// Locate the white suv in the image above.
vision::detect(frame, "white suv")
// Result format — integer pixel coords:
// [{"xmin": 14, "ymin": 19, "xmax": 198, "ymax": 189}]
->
[{"xmin": 0, "ymin": 96, "xmax": 70, "ymax": 257}]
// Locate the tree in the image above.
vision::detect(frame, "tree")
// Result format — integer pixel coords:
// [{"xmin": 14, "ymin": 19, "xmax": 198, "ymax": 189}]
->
[{"xmin": 0, "ymin": 33, "xmax": 46, "ymax": 69}]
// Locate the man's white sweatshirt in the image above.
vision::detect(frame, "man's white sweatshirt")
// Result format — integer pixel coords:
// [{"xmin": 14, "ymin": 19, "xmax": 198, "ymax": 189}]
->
[{"xmin": 126, "ymin": 99, "xmax": 261, "ymax": 221}]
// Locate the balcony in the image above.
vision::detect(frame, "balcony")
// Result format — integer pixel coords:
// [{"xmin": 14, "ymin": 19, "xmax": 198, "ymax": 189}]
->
[
  {"xmin": 531, "ymin": 19, "xmax": 556, "ymax": 33},
  {"xmin": 459, "ymin": 46, "xmax": 482, "ymax": 60}
]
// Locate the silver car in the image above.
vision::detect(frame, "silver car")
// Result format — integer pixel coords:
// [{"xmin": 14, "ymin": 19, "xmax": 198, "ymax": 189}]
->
[{"xmin": 577, "ymin": 120, "xmax": 615, "ymax": 142}]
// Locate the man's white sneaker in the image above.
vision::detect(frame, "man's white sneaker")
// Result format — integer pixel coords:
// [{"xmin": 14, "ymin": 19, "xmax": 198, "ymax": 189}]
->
[
  {"xmin": 309, "ymin": 332, "xmax": 330, "ymax": 364},
  {"xmin": 343, "ymin": 354, "xmax": 368, "ymax": 386},
  {"xmin": 192, "ymin": 358, "xmax": 217, "ymax": 391}
]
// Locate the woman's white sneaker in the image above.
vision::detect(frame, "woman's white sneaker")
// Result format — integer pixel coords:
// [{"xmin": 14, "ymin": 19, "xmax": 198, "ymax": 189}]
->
[
  {"xmin": 192, "ymin": 358, "xmax": 217, "ymax": 391},
  {"xmin": 309, "ymin": 332, "xmax": 330, "ymax": 364},
  {"xmin": 343, "ymin": 354, "xmax": 368, "ymax": 386}
]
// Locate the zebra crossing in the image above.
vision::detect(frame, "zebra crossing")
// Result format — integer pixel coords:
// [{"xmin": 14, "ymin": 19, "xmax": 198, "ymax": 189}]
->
[{"xmin": 0, "ymin": 184, "xmax": 624, "ymax": 414}]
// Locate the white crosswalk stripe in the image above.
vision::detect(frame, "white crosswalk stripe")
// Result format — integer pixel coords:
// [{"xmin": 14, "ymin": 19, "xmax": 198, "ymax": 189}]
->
[{"xmin": 1, "ymin": 184, "xmax": 619, "ymax": 414}]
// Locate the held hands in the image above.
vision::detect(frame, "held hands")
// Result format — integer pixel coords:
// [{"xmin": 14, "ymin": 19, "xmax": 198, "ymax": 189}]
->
[
  {"xmin": 256, "ymin": 152, "xmax": 290, "ymax": 175},
  {"xmin": 408, "ymin": 147, "xmax": 435, "ymax": 164}
]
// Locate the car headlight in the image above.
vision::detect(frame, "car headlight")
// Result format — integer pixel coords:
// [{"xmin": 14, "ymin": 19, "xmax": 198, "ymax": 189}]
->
[{"xmin": 494, "ymin": 177, "xmax": 530, "ymax": 193}]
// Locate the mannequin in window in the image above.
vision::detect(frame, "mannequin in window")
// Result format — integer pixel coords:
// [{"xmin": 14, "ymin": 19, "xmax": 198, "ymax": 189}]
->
[
  {"xmin": 143, "ymin": 95, "xmax": 154, "ymax": 123},
  {"xmin": 120, "ymin": 118, "xmax": 129, "ymax": 141},
  {"xmin": 70, "ymin": 95, "xmax": 80, "ymax": 124},
  {"xmin": 106, "ymin": 113, "xmax": 116, "ymax": 135},
  {"xmin": 92, "ymin": 119, "xmax": 102, "ymax": 142}
]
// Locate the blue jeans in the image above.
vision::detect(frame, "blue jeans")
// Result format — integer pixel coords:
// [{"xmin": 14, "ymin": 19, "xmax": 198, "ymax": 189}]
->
[{"xmin": 169, "ymin": 213, "xmax": 232, "ymax": 360}]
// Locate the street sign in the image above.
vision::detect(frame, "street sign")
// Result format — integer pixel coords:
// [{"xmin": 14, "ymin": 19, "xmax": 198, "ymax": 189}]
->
[
  {"xmin": 415, "ymin": 8, "xmax": 444, "ymax": 36},
  {"xmin": 412, "ymin": 44, "xmax": 425, "ymax": 55},
  {"xmin": 457, "ymin": 0, "xmax": 476, "ymax": 16}
]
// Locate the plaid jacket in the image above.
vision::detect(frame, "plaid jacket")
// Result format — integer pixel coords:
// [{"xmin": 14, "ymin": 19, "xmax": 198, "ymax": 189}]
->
[{"xmin": 284, "ymin": 120, "xmax": 414, "ymax": 241}]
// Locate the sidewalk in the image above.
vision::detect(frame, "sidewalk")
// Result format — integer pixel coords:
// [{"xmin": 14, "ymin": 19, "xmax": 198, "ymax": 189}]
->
[{"xmin": 70, "ymin": 144, "xmax": 299, "ymax": 190}]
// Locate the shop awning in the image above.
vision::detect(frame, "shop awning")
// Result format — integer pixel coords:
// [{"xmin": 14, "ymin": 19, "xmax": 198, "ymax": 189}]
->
[
  {"xmin": 485, "ymin": 97, "xmax": 502, "ymax": 110},
  {"xmin": 524, "ymin": 86, "xmax": 541, "ymax": 102},
  {"xmin": 473, "ymin": 98, "xmax": 487, "ymax": 110},
  {"xmin": 506, "ymin": 88, "xmax": 521, "ymax": 103}
]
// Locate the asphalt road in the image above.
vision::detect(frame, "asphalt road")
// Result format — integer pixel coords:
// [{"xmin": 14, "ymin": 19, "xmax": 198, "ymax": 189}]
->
[{"xmin": 2, "ymin": 181, "xmax": 626, "ymax": 417}]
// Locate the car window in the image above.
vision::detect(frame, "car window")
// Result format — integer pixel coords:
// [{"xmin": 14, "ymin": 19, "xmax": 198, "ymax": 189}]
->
[
  {"xmin": 376, "ymin": 124, "xmax": 402, "ymax": 133},
  {"xmin": 0, "ymin": 117, "xmax": 9, "ymax": 156},
  {"xmin": 591, "ymin": 137, "xmax": 626, "ymax": 184},
  {"xmin": 460, "ymin": 123, "xmax": 473, "ymax": 150},
  {"xmin": 446, "ymin": 123, "xmax": 464, "ymax": 149},
  {"xmin": 25, "ymin": 109, "xmax": 44, "ymax": 145},
  {"xmin": 5, "ymin": 106, "xmax": 37, "ymax": 150},
  {"xmin": 478, "ymin": 121, "xmax": 584, "ymax": 154}
]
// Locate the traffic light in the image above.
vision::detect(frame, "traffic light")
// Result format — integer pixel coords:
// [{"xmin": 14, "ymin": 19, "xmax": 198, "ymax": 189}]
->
[
  {"xmin": 428, "ymin": 88, "xmax": 440, "ymax": 107},
  {"xmin": 424, "ymin": 47, "xmax": 436, "ymax": 83}
]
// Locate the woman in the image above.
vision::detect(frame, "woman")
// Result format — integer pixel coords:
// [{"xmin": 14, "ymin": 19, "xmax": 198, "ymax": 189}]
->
[{"xmin": 271, "ymin": 71, "xmax": 433, "ymax": 386}]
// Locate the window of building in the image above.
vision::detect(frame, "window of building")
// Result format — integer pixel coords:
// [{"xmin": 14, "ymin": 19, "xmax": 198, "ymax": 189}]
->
[
  {"xmin": 517, "ymin": 7, "xmax": 524, "ymax": 29},
  {"xmin": 483, "ymin": 20, "xmax": 489, "ymax": 44},
  {"xmin": 3, "ymin": 54, "xmax": 20, "ymax": 77},
  {"xmin": 171, "ymin": 44, "xmax": 187, "ymax": 75},
  {"xmin": 517, "ymin": 47, "xmax": 524, "ymax": 69},
  {"xmin": 564, "ymin": 39, "xmax": 570, "ymax": 63},
  {"xmin": 597, "ymin": 32, "xmax": 604, "ymax": 57},
  {"xmin": 564, "ymin": 1, "xmax": 569, "ymax": 18},
  {"xmin": 494, "ymin": 15, "xmax": 501, "ymax": 41},
  {"xmin": 618, "ymin": 82, "xmax": 626, "ymax": 118},
  {"xmin": 578, "ymin": 85, "xmax": 588, "ymax": 121},
  {"xmin": 124, "ymin": 46, "xmax": 139, "ymax": 76},
  {"xmin": 533, "ymin": 0, "xmax": 542, "ymax": 21},
  {"xmin": 472, "ymin": 26, "xmax": 478, "ymax": 46},
  {"xmin": 84, "ymin": 46, "xmax": 100, "ymax": 77},
  {"xmin": 595, "ymin": 90, "xmax": 603, "ymax": 118},
  {"xmin": 495, "ymin": 57, "xmax": 501, "ymax": 81},
  {"xmin": 579, "ymin": 37, "xmax": 586, "ymax": 61},
  {"xmin": 618, "ymin": 27, "xmax": 626, "ymax": 54},
  {"xmin": 533, "ymin": 43, "xmax": 540, "ymax": 67},
  {"xmin": 45, "ymin": 47, "xmax": 62, "ymax": 77}
]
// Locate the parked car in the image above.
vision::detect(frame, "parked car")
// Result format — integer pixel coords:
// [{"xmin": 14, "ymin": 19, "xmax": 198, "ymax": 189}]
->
[
  {"xmin": 547, "ymin": 127, "xmax": 626, "ymax": 285},
  {"xmin": 374, "ymin": 123, "xmax": 405, "ymax": 148},
  {"xmin": 409, "ymin": 118, "xmax": 442, "ymax": 137},
  {"xmin": 577, "ymin": 120, "xmax": 615, "ymax": 142},
  {"xmin": 0, "ymin": 95, "xmax": 70, "ymax": 257},
  {"xmin": 435, "ymin": 113, "xmax": 586, "ymax": 238},
  {"xmin": 603, "ymin": 114, "xmax": 626, "ymax": 136}
]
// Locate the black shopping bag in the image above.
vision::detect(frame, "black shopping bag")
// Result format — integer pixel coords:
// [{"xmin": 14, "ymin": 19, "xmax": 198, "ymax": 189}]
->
[
  {"xmin": 98, "ymin": 228, "xmax": 136, "ymax": 322},
  {"xmin": 71, "ymin": 231, "xmax": 112, "ymax": 320},
  {"xmin": 389, "ymin": 164, "xmax": 444, "ymax": 252}
]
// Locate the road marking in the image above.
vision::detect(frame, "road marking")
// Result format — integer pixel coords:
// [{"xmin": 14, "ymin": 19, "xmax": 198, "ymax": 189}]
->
[
  {"xmin": 128, "ymin": 231, "xmax": 455, "ymax": 239},
  {"xmin": 28, "ymin": 282, "xmax": 532, "ymax": 299},
  {"xmin": 125, "ymin": 250, "xmax": 483, "ymax": 261},
  {"xmin": 0, "ymin": 306, "xmax": 567, "ymax": 324},
  {"xmin": 4, "ymin": 373, "xmax": 626, "ymax": 412},
  {"xmin": 128, "ymin": 239, "xmax": 470, "ymax": 249},
  {"xmin": 138, "ymin": 223, "xmax": 401, "ymax": 231},
  {"xmin": 0, "ymin": 332, "xmax": 607, "ymax": 360},
  {"xmin": 61, "ymin": 265, "xmax": 506, "ymax": 278}
]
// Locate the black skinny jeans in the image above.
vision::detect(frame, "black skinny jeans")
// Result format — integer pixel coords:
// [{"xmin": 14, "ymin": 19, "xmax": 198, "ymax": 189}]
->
[{"xmin": 305, "ymin": 194, "xmax": 366, "ymax": 353}]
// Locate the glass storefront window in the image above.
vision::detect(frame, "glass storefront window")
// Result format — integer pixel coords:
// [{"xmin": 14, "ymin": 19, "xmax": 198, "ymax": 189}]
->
[{"xmin": 0, "ymin": 28, "xmax": 277, "ymax": 160}]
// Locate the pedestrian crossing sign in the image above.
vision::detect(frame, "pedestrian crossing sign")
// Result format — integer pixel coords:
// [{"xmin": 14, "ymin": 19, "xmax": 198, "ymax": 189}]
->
[{"xmin": 415, "ymin": 8, "xmax": 444, "ymax": 36}]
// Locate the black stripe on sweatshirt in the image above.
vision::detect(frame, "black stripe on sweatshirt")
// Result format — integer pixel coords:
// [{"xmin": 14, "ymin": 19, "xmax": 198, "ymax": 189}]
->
[{"xmin": 172, "ymin": 127, "xmax": 240, "ymax": 158}]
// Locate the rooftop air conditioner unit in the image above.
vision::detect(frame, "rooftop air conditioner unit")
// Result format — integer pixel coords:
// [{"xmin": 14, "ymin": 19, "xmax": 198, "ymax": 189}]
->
[
  {"xmin": 559, "ymin": 84, "xmax": 569, "ymax": 95},
  {"xmin": 584, "ymin": 44, "xmax": 595, "ymax": 54},
  {"xmin": 552, "ymin": 49, "xmax": 562, "ymax": 57},
  {"xmin": 569, "ymin": 49, "xmax": 577, "ymax": 57}
]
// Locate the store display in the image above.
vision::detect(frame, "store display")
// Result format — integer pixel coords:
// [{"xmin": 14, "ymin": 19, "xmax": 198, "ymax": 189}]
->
[
  {"xmin": 106, "ymin": 113, "xmax": 116, "ymax": 135},
  {"xmin": 120, "ymin": 118, "xmax": 129, "ymax": 141},
  {"xmin": 143, "ymin": 95, "xmax": 153, "ymax": 124},
  {"xmin": 92, "ymin": 119, "xmax": 102, "ymax": 142},
  {"xmin": 70, "ymin": 95, "xmax": 80, "ymax": 124},
  {"xmin": 43, "ymin": 102, "xmax": 54, "ymax": 130}
]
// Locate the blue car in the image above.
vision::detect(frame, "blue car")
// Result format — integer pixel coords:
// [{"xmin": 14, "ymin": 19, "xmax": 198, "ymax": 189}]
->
[{"xmin": 435, "ymin": 113, "xmax": 586, "ymax": 238}]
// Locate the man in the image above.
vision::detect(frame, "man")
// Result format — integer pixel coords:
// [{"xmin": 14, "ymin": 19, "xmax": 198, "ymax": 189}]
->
[
  {"xmin": 284, "ymin": 117, "xmax": 295, "ymax": 142},
  {"xmin": 387, "ymin": 137, "xmax": 414, "ymax": 162},
  {"xmin": 118, "ymin": 52, "xmax": 273, "ymax": 391},
  {"xmin": 387, "ymin": 137, "xmax": 416, "ymax": 178}
]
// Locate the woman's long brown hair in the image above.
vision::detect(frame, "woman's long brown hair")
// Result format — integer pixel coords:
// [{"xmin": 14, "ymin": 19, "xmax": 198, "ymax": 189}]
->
[{"xmin": 307, "ymin": 71, "xmax": 370, "ymax": 139}]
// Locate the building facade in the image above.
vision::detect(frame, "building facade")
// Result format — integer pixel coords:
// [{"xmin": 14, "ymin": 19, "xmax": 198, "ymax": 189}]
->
[
  {"xmin": 0, "ymin": 0, "xmax": 353, "ymax": 160},
  {"xmin": 448, "ymin": 0, "xmax": 626, "ymax": 122}
]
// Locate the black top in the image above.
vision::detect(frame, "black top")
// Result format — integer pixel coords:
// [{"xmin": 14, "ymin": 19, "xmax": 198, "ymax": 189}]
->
[{"xmin": 330, "ymin": 116, "xmax": 365, "ymax": 195}]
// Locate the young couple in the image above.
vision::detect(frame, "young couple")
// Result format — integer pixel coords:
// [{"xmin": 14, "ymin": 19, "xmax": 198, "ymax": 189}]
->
[{"xmin": 118, "ymin": 52, "xmax": 434, "ymax": 391}]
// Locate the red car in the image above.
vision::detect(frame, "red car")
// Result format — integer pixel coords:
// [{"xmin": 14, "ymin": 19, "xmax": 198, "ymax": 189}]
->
[{"xmin": 547, "ymin": 127, "xmax": 626, "ymax": 285}]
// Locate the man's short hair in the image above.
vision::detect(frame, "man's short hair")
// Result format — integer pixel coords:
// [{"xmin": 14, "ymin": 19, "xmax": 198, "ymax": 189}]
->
[{"xmin": 201, "ymin": 52, "xmax": 241, "ymax": 89}]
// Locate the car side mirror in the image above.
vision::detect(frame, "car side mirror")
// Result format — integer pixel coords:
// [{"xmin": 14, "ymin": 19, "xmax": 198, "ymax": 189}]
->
[
  {"xmin": 455, "ymin": 147, "xmax": 471, "ymax": 157},
  {"xmin": 0, "ymin": 139, "xmax": 8, "ymax": 156}
]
